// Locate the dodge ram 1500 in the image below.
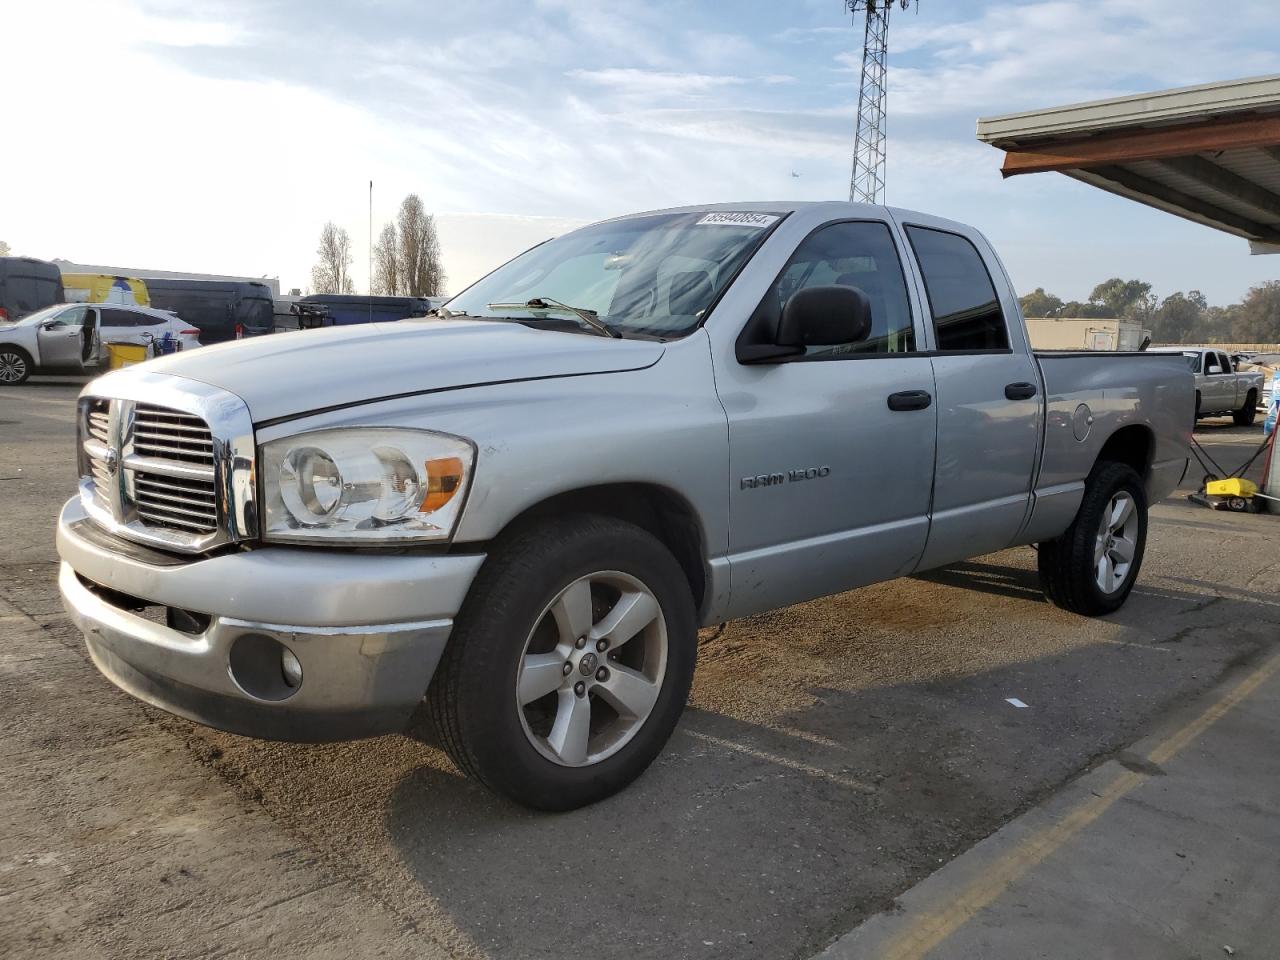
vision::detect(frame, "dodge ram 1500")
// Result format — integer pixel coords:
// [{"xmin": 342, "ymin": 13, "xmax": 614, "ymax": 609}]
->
[{"xmin": 57, "ymin": 202, "xmax": 1194, "ymax": 809}]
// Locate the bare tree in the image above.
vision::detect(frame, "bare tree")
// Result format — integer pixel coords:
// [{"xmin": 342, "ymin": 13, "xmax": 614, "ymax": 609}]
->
[
  {"xmin": 422, "ymin": 213, "xmax": 445, "ymax": 297},
  {"xmin": 310, "ymin": 222, "xmax": 355, "ymax": 294},
  {"xmin": 372, "ymin": 222, "xmax": 400, "ymax": 296},
  {"xmin": 395, "ymin": 194, "xmax": 446, "ymax": 297}
]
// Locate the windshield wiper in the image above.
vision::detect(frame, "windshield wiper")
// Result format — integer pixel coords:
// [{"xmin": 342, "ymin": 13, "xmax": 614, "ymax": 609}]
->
[{"xmin": 486, "ymin": 297, "xmax": 622, "ymax": 339}]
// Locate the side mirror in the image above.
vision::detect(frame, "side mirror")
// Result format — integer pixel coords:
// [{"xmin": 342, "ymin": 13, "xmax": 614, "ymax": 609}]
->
[
  {"xmin": 777, "ymin": 285, "xmax": 872, "ymax": 348},
  {"xmin": 1206, "ymin": 364, "xmax": 1222, "ymax": 375}
]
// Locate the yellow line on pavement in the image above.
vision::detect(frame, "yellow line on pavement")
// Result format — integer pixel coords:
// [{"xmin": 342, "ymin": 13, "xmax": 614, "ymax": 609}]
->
[{"xmin": 879, "ymin": 650, "xmax": 1280, "ymax": 960}]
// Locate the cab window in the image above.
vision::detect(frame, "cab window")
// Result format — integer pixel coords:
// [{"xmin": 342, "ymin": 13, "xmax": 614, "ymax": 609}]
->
[
  {"xmin": 756, "ymin": 220, "xmax": 915, "ymax": 357},
  {"xmin": 905, "ymin": 226, "xmax": 1009, "ymax": 352}
]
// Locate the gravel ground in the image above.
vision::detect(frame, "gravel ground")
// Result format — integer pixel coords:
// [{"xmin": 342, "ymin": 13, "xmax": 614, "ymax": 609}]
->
[{"xmin": 2, "ymin": 377, "xmax": 1277, "ymax": 960}]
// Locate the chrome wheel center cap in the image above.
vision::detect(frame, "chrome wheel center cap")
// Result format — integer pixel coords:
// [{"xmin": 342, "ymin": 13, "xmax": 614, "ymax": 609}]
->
[{"xmin": 578, "ymin": 651, "xmax": 599, "ymax": 677}]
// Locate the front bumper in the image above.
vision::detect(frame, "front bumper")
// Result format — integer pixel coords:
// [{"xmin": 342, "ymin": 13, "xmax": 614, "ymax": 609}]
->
[{"xmin": 56, "ymin": 497, "xmax": 486, "ymax": 741}]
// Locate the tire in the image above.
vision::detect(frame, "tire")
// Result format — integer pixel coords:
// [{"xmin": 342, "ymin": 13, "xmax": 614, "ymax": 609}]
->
[
  {"xmin": 1193, "ymin": 391, "xmax": 1201, "ymax": 420},
  {"xmin": 1233, "ymin": 392, "xmax": 1257, "ymax": 426},
  {"xmin": 1038, "ymin": 461, "xmax": 1148, "ymax": 616},
  {"xmin": 0, "ymin": 347, "xmax": 32, "ymax": 385},
  {"xmin": 428, "ymin": 513, "xmax": 697, "ymax": 811}
]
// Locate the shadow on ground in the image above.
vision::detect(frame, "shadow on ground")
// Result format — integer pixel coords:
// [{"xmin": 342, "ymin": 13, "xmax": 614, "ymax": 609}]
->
[{"xmin": 380, "ymin": 564, "xmax": 1280, "ymax": 960}]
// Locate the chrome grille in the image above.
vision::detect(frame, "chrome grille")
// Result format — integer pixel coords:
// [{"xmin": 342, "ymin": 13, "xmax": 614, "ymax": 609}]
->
[
  {"xmin": 84, "ymin": 399, "xmax": 112, "ymax": 513},
  {"xmin": 132, "ymin": 404, "xmax": 216, "ymax": 466},
  {"xmin": 76, "ymin": 376, "xmax": 256, "ymax": 554}
]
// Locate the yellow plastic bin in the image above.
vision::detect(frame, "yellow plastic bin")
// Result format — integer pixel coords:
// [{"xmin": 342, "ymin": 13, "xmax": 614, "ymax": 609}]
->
[{"xmin": 106, "ymin": 342, "xmax": 149, "ymax": 370}]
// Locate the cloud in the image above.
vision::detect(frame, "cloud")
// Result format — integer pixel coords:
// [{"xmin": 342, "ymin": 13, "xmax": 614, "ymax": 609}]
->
[
  {"xmin": 567, "ymin": 68, "xmax": 753, "ymax": 97},
  {"xmin": 6, "ymin": 0, "xmax": 1280, "ymax": 303}
]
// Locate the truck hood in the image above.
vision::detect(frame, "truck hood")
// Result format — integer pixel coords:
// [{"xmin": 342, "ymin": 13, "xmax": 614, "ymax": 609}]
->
[{"xmin": 138, "ymin": 319, "xmax": 665, "ymax": 423}]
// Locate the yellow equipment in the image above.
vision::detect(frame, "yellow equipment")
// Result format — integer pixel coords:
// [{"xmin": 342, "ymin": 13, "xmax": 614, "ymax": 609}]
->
[
  {"xmin": 106, "ymin": 342, "xmax": 149, "ymax": 370},
  {"xmin": 61, "ymin": 273, "xmax": 151, "ymax": 307},
  {"xmin": 1204, "ymin": 477, "xmax": 1257, "ymax": 498}
]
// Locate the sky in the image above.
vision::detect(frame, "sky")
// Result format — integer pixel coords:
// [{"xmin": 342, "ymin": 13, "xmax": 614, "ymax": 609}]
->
[{"xmin": 5, "ymin": 0, "xmax": 1280, "ymax": 305}]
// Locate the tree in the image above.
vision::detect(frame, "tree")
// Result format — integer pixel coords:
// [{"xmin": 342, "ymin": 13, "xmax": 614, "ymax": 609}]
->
[
  {"xmin": 1087, "ymin": 277, "xmax": 1158, "ymax": 323},
  {"xmin": 1018, "ymin": 287, "xmax": 1063, "ymax": 318},
  {"xmin": 0, "ymin": 240, "xmax": 10, "ymax": 257},
  {"xmin": 1151, "ymin": 290, "xmax": 1207, "ymax": 344},
  {"xmin": 372, "ymin": 222, "xmax": 400, "ymax": 296},
  {"xmin": 1232, "ymin": 280, "xmax": 1280, "ymax": 343},
  {"xmin": 1056, "ymin": 300, "xmax": 1110, "ymax": 319},
  {"xmin": 1202, "ymin": 304, "xmax": 1240, "ymax": 343},
  {"xmin": 310, "ymin": 222, "xmax": 355, "ymax": 294},
  {"xmin": 394, "ymin": 194, "xmax": 445, "ymax": 297}
]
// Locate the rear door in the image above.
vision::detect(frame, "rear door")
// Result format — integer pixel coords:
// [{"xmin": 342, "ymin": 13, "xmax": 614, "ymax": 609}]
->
[
  {"xmin": 1202, "ymin": 352, "xmax": 1233, "ymax": 411},
  {"xmin": 1221, "ymin": 352, "xmax": 1242, "ymax": 409},
  {"xmin": 101, "ymin": 308, "xmax": 147, "ymax": 346},
  {"xmin": 720, "ymin": 217, "xmax": 937, "ymax": 616},
  {"xmin": 899, "ymin": 221, "xmax": 1042, "ymax": 571}
]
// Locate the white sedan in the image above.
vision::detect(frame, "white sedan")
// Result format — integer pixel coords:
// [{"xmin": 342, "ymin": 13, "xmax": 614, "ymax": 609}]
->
[{"xmin": 0, "ymin": 303, "xmax": 202, "ymax": 384}]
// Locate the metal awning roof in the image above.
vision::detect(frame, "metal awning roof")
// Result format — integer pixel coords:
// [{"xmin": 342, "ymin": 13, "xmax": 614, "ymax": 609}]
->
[{"xmin": 976, "ymin": 75, "xmax": 1280, "ymax": 254}]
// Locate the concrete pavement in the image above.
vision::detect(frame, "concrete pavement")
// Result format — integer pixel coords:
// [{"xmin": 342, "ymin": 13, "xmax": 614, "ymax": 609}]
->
[{"xmin": 817, "ymin": 646, "xmax": 1280, "ymax": 959}]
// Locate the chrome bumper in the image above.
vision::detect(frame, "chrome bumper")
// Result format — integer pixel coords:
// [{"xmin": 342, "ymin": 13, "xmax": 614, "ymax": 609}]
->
[{"xmin": 56, "ymin": 498, "xmax": 486, "ymax": 741}]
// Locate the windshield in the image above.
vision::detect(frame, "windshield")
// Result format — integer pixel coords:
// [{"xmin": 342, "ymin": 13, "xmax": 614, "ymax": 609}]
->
[
  {"xmin": 444, "ymin": 210, "xmax": 782, "ymax": 338},
  {"xmin": 5, "ymin": 303, "xmax": 71, "ymax": 328},
  {"xmin": 1181, "ymin": 352, "xmax": 1201, "ymax": 372}
]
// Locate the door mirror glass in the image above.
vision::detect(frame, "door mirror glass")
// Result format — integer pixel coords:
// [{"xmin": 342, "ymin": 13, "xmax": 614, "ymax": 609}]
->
[{"xmin": 777, "ymin": 285, "xmax": 872, "ymax": 348}]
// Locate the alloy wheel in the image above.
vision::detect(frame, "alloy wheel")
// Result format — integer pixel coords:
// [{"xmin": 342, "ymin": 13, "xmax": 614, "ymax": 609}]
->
[
  {"xmin": 1094, "ymin": 491, "xmax": 1138, "ymax": 594},
  {"xmin": 515, "ymin": 570, "xmax": 667, "ymax": 767},
  {"xmin": 0, "ymin": 352, "xmax": 27, "ymax": 384}
]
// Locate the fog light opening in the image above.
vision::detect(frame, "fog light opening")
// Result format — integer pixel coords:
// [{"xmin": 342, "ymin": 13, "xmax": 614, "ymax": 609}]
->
[
  {"xmin": 228, "ymin": 633, "xmax": 303, "ymax": 701},
  {"xmin": 281, "ymin": 647, "xmax": 303, "ymax": 689}
]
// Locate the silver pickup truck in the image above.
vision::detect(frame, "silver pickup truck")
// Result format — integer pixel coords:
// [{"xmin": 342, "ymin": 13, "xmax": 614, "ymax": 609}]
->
[
  {"xmin": 1149, "ymin": 348, "xmax": 1264, "ymax": 424},
  {"xmin": 56, "ymin": 202, "xmax": 1193, "ymax": 810}
]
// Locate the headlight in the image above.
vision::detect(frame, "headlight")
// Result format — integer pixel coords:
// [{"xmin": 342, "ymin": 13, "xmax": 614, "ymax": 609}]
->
[{"xmin": 261, "ymin": 428, "xmax": 474, "ymax": 544}]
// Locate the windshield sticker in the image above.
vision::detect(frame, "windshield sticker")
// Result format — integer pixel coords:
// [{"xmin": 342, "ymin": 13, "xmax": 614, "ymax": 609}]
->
[{"xmin": 696, "ymin": 212, "xmax": 779, "ymax": 228}]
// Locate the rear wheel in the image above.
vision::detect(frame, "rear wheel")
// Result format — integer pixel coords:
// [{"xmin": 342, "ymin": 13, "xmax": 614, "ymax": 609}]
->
[
  {"xmin": 428, "ymin": 514, "xmax": 697, "ymax": 810},
  {"xmin": 1233, "ymin": 391, "xmax": 1257, "ymax": 426},
  {"xmin": 0, "ymin": 347, "xmax": 32, "ymax": 385},
  {"xmin": 1038, "ymin": 461, "xmax": 1148, "ymax": 616}
]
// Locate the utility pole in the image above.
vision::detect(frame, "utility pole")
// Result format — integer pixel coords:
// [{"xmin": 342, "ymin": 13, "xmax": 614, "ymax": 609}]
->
[{"xmin": 846, "ymin": 1, "xmax": 917, "ymax": 204}]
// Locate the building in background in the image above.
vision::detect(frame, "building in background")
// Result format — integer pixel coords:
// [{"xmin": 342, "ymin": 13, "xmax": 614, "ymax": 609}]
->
[{"xmin": 1025, "ymin": 317, "xmax": 1150, "ymax": 352}]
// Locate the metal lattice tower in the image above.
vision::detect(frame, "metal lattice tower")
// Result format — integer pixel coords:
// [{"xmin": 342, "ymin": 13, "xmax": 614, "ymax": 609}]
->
[{"xmin": 846, "ymin": 0, "xmax": 915, "ymax": 204}]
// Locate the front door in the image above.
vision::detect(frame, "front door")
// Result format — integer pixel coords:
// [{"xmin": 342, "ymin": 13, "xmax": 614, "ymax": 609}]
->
[
  {"xmin": 35, "ymin": 305, "xmax": 88, "ymax": 369},
  {"xmin": 719, "ymin": 218, "xmax": 937, "ymax": 619},
  {"xmin": 899, "ymin": 223, "xmax": 1042, "ymax": 571}
]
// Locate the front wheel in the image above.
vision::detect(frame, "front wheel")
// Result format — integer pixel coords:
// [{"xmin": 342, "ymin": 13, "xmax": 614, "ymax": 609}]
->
[
  {"xmin": 0, "ymin": 347, "xmax": 32, "ymax": 385},
  {"xmin": 1038, "ymin": 461, "xmax": 1148, "ymax": 616},
  {"xmin": 428, "ymin": 514, "xmax": 697, "ymax": 810}
]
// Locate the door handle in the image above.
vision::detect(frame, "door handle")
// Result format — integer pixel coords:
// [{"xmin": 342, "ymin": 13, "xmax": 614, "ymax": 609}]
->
[
  {"xmin": 1004, "ymin": 381, "xmax": 1038, "ymax": 401},
  {"xmin": 887, "ymin": 390, "xmax": 932, "ymax": 411}
]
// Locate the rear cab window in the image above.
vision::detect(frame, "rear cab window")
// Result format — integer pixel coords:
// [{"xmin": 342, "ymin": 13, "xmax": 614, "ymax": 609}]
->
[{"xmin": 905, "ymin": 226, "xmax": 1009, "ymax": 352}]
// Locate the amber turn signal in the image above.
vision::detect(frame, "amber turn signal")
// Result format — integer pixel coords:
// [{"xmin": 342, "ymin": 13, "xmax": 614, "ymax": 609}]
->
[{"xmin": 421, "ymin": 456, "xmax": 465, "ymax": 512}]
